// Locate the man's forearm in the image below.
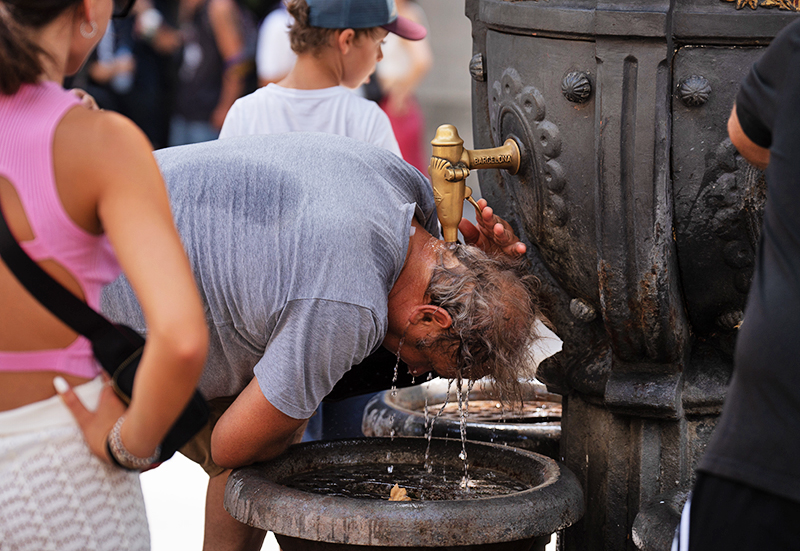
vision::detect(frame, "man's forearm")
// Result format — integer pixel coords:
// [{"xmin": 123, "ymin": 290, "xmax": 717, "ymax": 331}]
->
[
  {"xmin": 211, "ymin": 417, "xmax": 307, "ymax": 468},
  {"xmin": 209, "ymin": 378, "xmax": 307, "ymax": 468}
]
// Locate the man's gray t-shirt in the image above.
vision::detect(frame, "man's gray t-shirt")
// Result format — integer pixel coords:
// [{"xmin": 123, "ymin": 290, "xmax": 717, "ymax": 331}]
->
[{"xmin": 102, "ymin": 133, "xmax": 439, "ymax": 419}]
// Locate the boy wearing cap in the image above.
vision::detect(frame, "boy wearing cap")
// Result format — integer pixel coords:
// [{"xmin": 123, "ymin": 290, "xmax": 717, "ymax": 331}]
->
[{"xmin": 219, "ymin": 0, "xmax": 426, "ymax": 157}]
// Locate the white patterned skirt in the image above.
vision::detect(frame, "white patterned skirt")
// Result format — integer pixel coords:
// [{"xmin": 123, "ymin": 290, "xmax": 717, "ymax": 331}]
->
[{"xmin": 0, "ymin": 377, "xmax": 150, "ymax": 551}]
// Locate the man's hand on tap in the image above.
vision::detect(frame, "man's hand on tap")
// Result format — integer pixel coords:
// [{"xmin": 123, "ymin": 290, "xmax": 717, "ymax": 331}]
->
[{"xmin": 458, "ymin": 198, "xmax": 526, "ymax": 258}]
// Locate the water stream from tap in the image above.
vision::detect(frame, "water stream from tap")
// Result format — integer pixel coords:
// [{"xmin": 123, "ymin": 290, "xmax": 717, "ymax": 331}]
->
[
  {"xmin": 422, "ymin": 372, "xmax": 433, "ymax": 441},
  {"xmin": 386, "ymin": 333, "xmax": 407, "ymax": 470},
  {"xmin": 389, "ymin": 335, "xmax": 407, "ymax": 442},
  {"xmin": 424, "ymin": 377, "xmax": 452, "ymax": 473},
  {"xmin": 456, "ymin": 378, "xmax": 475, "ymax": 490},
  {"xmin": 391, "ymin": 337, "xmax": 402, "ymax": 399}
]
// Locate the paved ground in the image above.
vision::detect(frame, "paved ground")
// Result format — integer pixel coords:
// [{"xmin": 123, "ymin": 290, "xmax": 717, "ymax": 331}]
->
[{"xmin": 140, "ymin": 453, "xmax": 280, "ymax": 550}]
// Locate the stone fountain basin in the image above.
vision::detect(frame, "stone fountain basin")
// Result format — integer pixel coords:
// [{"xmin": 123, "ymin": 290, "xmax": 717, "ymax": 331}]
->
[
  {"xmin": 224, "ymin": 437, "xmax": 584, "ymax": 550},
  {"xmin": 362, "ymin": 379, "xmax": 562, "ymax": 459}
]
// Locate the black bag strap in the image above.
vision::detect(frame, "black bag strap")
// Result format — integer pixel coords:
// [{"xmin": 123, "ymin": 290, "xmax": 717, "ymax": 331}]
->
[{"xmin": 0, "ymin": 201, "xmax": 125, "ymax": 346}]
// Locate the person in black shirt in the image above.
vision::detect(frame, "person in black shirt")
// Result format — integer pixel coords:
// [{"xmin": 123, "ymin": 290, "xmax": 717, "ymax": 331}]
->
[{"xmin": 673, "ymin": 18, "xmax": 800, "ymax": 551}]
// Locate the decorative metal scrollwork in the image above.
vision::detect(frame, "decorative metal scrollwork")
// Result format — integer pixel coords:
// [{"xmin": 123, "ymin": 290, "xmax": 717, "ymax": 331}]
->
[
  {"xmin": 678, "ymin": 75, "xmax": 711, "ymax": 107},
  {"xmin": 706, "ymin": 140, "xmax": 765, "ymax": 295},
  {"xmin": 561, "ymin": 72, "xmax": 592, "ymax": 104},
  {"xmin": 469, "ymin": 54, "xmax": 486, "ymax": 82},
  {"xmin": 570, "ymin": 298, "xmax": 597, "ymax": 323},
  {"xmin": 721, "ymin": 0, "xmax": 798, "ymax": 11},
  {"xmin": 489, "ymin": 67, "xmax": 569, "ymax": 254}
]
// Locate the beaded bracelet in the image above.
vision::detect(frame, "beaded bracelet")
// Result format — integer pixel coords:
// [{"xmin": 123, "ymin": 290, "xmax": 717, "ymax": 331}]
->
[{"xmin": 106, "ymin": 415, "xmax": 161, "ymax": 471}]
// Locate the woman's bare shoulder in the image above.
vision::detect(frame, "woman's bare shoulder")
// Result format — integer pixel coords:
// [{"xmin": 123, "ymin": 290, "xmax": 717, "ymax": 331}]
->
[
  {"xmin": 55, "ymin": 106, "xmax": 158, "ymax": 188},
  {"xmin": 58, "ymin": 106, "xmax": 152, "ymax": 156}
]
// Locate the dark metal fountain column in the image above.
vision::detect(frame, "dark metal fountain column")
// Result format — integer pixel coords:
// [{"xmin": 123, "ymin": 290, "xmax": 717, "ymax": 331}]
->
[{"xmin": 464, "ymin": 1, "xmax": 799, "ymax": 550}]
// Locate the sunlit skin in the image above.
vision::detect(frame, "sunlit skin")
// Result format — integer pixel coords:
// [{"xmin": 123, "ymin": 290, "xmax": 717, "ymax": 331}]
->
[
  {"xmin": 728, "ymin": 104, "xmax": 770, "ymax": 169},
  {"xmin": 376, "ymin": 0, "xmax": 432, "ymax": 117},
  {"xmin": 1, "ymin": 0, "xmax": 208, "ymax": 464},
  {"xmin": 459, "ymin": 198, "xmax": 527, "ymax": 258},
  {"xmin": 278, "ymin": 27, "xmax": 387, "ymax": 91},
  {"xmin": 341, "ymin": 28, "xmax": 388, "ymax": 89},
  {"xmin": 397, "ymin": 317, "xmax": 458, "ymax": 379}
]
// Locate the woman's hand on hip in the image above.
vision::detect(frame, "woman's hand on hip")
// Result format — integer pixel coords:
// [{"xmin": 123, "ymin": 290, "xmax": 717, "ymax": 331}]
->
[{"xmin": 54, "ymin": 375, "xmax": 127, "ymax": 464}]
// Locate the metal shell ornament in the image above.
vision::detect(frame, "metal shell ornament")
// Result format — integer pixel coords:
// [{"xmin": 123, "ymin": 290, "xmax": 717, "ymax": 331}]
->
[
  {"xmin": 561, "ymin": 72, "xmax": 592, "ymax": 104},
  {"xmin": 469, "ymin": 53, "xmax": 486, "ymax": 82},
  {"xmin": 678, "ymin": 75, "xmax": 712, "ymax": 107}
]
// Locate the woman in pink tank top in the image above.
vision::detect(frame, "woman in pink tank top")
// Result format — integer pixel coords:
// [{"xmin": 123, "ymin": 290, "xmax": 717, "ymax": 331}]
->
[{"xmin": 0, "ymin": 2, "xmax": 208, "ymax": 549}]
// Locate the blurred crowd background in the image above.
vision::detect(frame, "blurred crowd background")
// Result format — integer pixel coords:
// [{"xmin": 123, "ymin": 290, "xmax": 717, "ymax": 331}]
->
[{"xmin": 65, "ymin": 0, "xmax": 475, "ymax": 162}]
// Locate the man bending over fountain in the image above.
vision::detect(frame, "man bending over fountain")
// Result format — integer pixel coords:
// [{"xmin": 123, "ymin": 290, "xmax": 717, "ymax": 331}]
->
[{"xmin": 70, "ymin": 132, "xmax": 541, "ymax": 551}]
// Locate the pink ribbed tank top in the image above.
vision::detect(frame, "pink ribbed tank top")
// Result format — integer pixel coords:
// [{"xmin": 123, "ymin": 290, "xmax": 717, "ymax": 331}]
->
[{"xmin": 0, "ymin": 82, "xmax": 122, "ymax": 378}]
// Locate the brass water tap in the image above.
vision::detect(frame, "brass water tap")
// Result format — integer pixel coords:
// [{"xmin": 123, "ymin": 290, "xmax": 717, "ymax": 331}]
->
[{"xmin": 429, "ymin": 124, "xmax": 521, "ymax": 243}]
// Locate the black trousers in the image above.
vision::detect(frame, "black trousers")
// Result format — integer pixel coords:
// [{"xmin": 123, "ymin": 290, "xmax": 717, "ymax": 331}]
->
[{"xmin": 686, "ymin": 472, "xmax": 800, "ymax": 550}]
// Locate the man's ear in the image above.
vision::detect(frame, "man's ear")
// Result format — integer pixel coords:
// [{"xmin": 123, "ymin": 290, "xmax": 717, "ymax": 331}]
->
[
  {"xmin": 409, "ymin": 305, "xmax": 452, "ymax": 329},
  {"xmin": 337, "ymin": 28, "xmax": 356, "ymax": 54}
]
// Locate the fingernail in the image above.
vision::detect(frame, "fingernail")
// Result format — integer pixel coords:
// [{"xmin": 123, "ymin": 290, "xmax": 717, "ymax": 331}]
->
[{"xmin": 53, "ymin": 376, "xmax": 70, "ymax": 394}]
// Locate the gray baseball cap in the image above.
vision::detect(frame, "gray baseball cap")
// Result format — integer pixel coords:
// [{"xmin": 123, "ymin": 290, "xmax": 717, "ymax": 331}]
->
[{"xmin": 306, "ymin": 0, "xmax": 427, "ymax": 40}]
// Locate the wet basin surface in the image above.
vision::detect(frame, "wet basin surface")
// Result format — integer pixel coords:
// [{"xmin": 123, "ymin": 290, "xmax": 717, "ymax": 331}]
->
[
  {"xmin": 224, "ymin": 437, "xmax": 584, "ymax": 550},
  {"xmin": 280, "ymin": 462, "xmax": 531, "ymax": 500}
]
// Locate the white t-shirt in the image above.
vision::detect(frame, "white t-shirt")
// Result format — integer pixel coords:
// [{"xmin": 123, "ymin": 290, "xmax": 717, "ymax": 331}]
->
[
  {"xmin": 219, "ymin": 84, "xmax": 401, "ymax": 157},
  {"xmin": 255, "ymin": 6, "xmax": 295, "ymax": 83}
]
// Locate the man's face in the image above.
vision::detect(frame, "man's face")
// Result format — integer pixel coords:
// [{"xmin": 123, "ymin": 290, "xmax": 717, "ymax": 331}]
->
[
  {"xmin": 400, "ymin": 339, "xmax": 492, "ymax": 380},
  {"xmin": 397, "ymin": 325, "xmax": 460, "ymax": 379}
]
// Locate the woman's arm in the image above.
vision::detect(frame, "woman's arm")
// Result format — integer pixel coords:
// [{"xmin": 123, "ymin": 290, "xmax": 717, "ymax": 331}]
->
[{"xmin": 55, "ymin": 107, "xmax": 208, "ymax": 462}]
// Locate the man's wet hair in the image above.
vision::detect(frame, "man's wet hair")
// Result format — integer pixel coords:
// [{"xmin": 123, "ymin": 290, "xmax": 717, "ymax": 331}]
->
[{"xmin": 421, "ymin": 244, "xmax": 543, "ymax": 404}]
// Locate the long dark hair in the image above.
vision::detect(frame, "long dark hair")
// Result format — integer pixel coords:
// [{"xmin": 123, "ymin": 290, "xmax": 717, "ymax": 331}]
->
[{"xmin": 0, "ymin": 0, "xmax": 82, "ymax": 94}]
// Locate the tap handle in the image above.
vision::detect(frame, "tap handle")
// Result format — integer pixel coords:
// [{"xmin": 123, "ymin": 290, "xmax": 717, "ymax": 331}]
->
[
  {"xmin": 465, "ymin": 186, "xmax": 482, "ymax": 216},
  {"xmin": 465, "ymin": 139, "xmax": 521, "ymax": 174},
  {"xmin": 429, "ymin": 124, "xmax": 521, "ymax": 243}
]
